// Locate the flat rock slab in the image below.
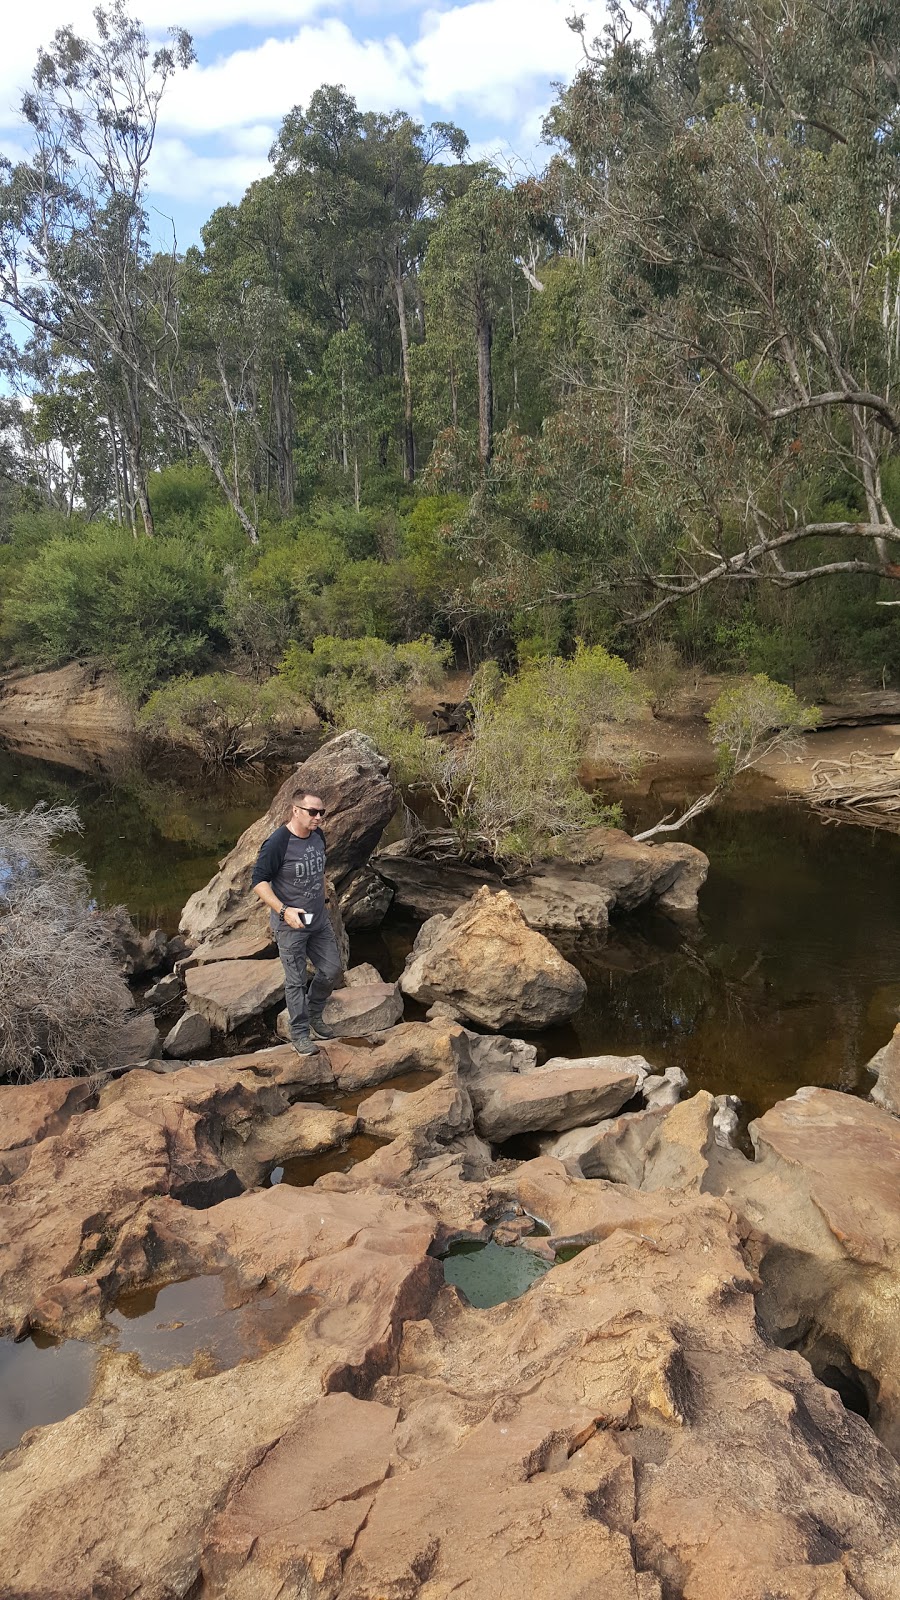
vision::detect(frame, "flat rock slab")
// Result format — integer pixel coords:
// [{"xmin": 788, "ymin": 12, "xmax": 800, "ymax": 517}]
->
[
  {"xmin": 474, "ymin": 1062, "xmax": 640, "ymax": 1143},
  {"xmin": 185, "ymin": 958, "xmax": 285, "ymax": 1032},
  {"xmin": 178, "ymin": 928, "xmax": 275, "ymax": 968}
]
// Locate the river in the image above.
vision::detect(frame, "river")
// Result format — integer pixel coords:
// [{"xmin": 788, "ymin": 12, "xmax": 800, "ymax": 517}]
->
[{"xmin": 3, "ymin": 736, "xmax": 899, "ymax": 1119}]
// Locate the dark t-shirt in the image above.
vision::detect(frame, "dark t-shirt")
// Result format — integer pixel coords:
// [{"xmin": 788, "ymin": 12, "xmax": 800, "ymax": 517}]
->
[{"xmin": 252, "ymin": 825, "xmax": 326, "ymax": 915}]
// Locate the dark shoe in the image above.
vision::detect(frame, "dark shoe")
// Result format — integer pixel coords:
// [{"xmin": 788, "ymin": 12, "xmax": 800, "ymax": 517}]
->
[
  {"xmin": 290, "ymin": 1032, "xmax": 320, "ymax": 1057},
  {"xmin": 309, "ymin": 1012, "xmax": 337, "ymax": 1040}
]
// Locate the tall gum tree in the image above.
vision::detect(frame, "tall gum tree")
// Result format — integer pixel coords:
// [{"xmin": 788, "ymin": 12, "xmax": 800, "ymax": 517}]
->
[{"xmin": 544, "ymin": 0, "xmax": 900, "ymax": 617}]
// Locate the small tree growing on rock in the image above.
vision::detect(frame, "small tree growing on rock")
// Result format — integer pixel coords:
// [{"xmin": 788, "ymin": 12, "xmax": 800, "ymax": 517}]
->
[
  {"xmin": 0, "ymin": 804, "xmax": 130, "ymax": 1082},
  {"xmin": 634, "ymin": 676, "xmax": 819, "ymax": 842},
  {"xmin": 140, "ymin": 673, "xmax": 297, "ymax": 766}
]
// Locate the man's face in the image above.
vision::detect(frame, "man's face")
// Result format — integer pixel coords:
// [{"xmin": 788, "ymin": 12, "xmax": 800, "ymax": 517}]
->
[{"xmin": 291, "ymin": 797, "xmax": 324, "ymax": 830}]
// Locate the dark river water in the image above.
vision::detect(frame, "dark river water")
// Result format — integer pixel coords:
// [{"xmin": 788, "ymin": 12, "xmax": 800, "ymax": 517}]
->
[{"xmin": 2, "ymin": 738, "xmax": 898, "ymax": 1118}]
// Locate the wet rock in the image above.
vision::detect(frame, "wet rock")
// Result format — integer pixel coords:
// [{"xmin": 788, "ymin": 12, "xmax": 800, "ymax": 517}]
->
[
  {"xmin": 400, "ymin": 886, "xmax": 587, "ymax": 1030},
  {"xmin": 473, "ymin": 1058, "xmax": 642, "ymax": 1144},
  {"xmin": 162, "ymin": 1010, "xmax": 211, "ymax": 1059},
  {"xmin": 184, "ymin": 958, "xmax": 284, "ymax": 1033},
  {"xmin": 179, "ymin": 731, "xmax": 396, "ymax": 947},
  {"xmin": 144, "ymin": 972, "xmax": 182, "ymax": 1008},
  {"xmin": 339, "ymin": 864, "xmax": 394, "ymax": 930}
]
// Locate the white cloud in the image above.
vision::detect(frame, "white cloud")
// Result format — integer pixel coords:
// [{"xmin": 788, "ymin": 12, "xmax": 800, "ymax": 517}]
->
[
  {"xmin": 162, "ymin": 19, "xmax": 418, "ymax": 134},
  {"xmin": 1, "ymin": 0, "xmax": 631, "ymax": 208},
  {"xmin": 0, "ymin": 0, "xmax": 338, "ymax": 129},
  {"xmin": 148, "ymin": 135, "xmax": 269, "ymax": 204},
  {"xmin": 411, "ymin": 0, "xmax": 606, "ymax": 117}
]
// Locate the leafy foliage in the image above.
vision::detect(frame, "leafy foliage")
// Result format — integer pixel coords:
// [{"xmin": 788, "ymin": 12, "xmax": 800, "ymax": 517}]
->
[{"xmin": 140, "ymin": 673, "xmax": 298, "ymax": 765}]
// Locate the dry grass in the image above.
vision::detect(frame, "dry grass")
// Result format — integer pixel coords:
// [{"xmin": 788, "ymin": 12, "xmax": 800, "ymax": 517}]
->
[{"xmin": 0, "ymin": 803, "xmax": 130, "ymax": 1082}]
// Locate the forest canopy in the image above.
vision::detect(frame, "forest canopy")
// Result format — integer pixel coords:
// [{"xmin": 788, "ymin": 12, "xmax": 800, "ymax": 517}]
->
[{"xmin": 2, "ymin": 0, "xmax": 900, "ymax": 695}]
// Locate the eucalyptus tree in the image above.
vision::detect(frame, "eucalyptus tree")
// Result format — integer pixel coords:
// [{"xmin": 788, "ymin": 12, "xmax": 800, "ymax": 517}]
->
[
  {"xmin": 547, "ymin": 0, "xmax": 900, "ymax": 617},
  {"xmin": 0, "ymin": 3, "xmax": 262, "ymax": 542}
]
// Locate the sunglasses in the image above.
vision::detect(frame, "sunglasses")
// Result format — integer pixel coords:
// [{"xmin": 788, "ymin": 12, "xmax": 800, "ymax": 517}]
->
[{"xmin": 299, "ymin": 805, "xmax": 325, "ymax": 817}]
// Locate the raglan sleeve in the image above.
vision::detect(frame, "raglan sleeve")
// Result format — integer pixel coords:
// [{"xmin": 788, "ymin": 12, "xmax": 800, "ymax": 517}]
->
[{"xmin": 251, "ymin": 827, "xmax": 286, "ymax": 888}]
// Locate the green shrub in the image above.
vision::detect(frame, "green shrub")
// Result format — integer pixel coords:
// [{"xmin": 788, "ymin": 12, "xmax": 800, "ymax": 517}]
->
[
  {"xmin": 332, "ymin": 687, "xmax": 443, "ymax": 789},
  {"xmin": 140, "ymin": 673, "xmax": 299, "ymax": 765},
  {"xmin": 3, "ymin": 530, "xmax": 223, "ymax": 698},
  {"xmin": 437, "ymin": 645, "xmax": 640, "ymax": 862},
  {"xmin": 707, "ymin": 675, "xmax": 819, "ymax": 782},
  {"xmin": 280, "ymin": 634, "xmax": 451, "ymax": 713}
]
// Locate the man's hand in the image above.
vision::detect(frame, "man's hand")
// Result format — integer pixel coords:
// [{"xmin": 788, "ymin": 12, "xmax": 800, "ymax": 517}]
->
[{"xmin": 282, "ymin": 907, "xmax": 304, "ymax": 930}]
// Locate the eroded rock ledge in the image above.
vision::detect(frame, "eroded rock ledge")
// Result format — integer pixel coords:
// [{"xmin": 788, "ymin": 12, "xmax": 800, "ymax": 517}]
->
[{"xmin": 2, "ymin": 1021, "xmax": 900, "ymax": 1599}]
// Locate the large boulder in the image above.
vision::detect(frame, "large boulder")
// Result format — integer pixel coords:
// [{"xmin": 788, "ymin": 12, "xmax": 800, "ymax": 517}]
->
[
  {"xmin": 179, "ymin": 731, "xmax": 396, "ymax": 948},
  {"xmin": 399, "ymin": 887, "xmax": 587, "ymax": 1030},
  {"xmin": 184, "ymin": 958, "xmax": 285, "ymax": 1033}
]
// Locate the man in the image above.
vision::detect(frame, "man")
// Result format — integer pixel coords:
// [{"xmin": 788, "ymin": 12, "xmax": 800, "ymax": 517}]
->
[{"xmin": 251, "ymin": 788, "xmax": 343, "ymax": 1056}]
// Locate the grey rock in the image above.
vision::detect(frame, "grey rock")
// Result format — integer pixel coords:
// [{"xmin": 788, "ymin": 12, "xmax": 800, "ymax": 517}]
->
[
  {"xmin": 145, "ymin": 972, "xmax": 182, "ymax": 1009},
  {"xmin": 339, "ymin": 866, "xmax": 394, "ymax": 930},
  {"xmin": 163, "ymin": 1010, "xmax": 212, "ymax": 1059}
]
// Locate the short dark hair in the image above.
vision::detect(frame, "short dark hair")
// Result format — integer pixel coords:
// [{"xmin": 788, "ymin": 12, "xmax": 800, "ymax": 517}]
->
[{"xmin": 291, "ymin": 788, "xmax": 323, "ymax": 807}]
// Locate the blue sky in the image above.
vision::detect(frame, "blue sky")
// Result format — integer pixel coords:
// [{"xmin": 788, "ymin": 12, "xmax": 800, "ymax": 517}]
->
[{"xmin": 0, "ymin": 1, "xmax": 614, "ymax": 249}]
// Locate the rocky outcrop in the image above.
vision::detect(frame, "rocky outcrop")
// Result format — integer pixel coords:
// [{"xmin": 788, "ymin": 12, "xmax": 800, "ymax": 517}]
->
[
  {"xmin": 179, "ymin": 731, "xmax": 396, "ymax": 948},
  {"xmin": 0, "ymin": 663, "xmax": 133, "ymax": 740},
  {"xmin": 7, "ymin": 1026, "xmax": 900, "ymax": 1598},
  {"xmin": 400, "ymin": 886, "xmax": 587, "ymax": 1029},
  {"xmin": 708, "ymin": 1086, "xmax": 900, "ymax": 1456},
  {"xmin": 376, "ymin": 826, "xmax": 709, "ymax": 935}
]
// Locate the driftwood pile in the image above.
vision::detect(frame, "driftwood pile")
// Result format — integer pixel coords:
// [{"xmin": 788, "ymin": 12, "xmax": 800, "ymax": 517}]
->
[{"xmin": 805, "ymin": 751, "xmax": 900, "ymax": 830}]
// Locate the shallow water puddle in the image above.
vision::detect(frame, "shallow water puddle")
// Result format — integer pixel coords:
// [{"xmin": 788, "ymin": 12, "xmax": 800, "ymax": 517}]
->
[
  {"xmin": 269, "ymin": 1132, "xmax": 389, "ymax": 1187},
  {"xmin": 442, "ymin": 1240, "xmax": 552, "ymax": 1308},
  {"xmin": 329, "ymin": 1067, "xmax": 441, "ymax": 1116},
  {"xmin": 106, "ymin": 1275, "xmax": 314, "ymax": 1373},
  {"xmin": 0, "ymin": 1333, "xmax": 97, "ymax": 1455}
]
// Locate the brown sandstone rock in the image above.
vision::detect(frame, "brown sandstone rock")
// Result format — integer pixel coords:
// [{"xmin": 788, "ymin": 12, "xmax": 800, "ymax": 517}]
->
[
  {"xmin": 400, "ymin": 886, "xmax": 586, "ymax": 1030},
  {"xmin": 472, "ymin": 1059, "xmax": 641, "ymax": 1143},
  {"xmin": 868, "ymin": 1021, "xmax": 900, "ymax": 1114},
  {"xmin": 179, "ymin": 731, "xmax": 396, "ymax": 946},
  {"xmin": 185, "ymin": 958, "xmax": 285, "ymax": 1032},
  {"xmin": 276, "ymin": 979, "xmax": 403, "ymax": 1040}
]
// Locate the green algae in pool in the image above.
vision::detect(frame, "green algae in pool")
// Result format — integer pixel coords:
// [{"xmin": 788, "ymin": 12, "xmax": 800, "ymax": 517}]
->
[
  {"xmin": 107, "ymin": 1275, "xmax": 314, "ymax": 1372},
  {"xmin": 442, "ymin": 1240, "xmax": 551, "ymax": 1308},
  {"xmin": 0, "ymin": 1332, "xmax": 97, "ymax": 1455}
]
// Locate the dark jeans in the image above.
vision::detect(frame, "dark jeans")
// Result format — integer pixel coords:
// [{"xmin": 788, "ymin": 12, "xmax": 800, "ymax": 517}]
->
[{"xmin": 272, "ymin": 914, "xmax": 343, "ymax": 1040}]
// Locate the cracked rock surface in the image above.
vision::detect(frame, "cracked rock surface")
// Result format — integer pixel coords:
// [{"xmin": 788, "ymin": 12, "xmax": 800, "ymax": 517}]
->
[{"xmin": 3, "ymin": 1023, "xmax": 900, "ymax": 1598}]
